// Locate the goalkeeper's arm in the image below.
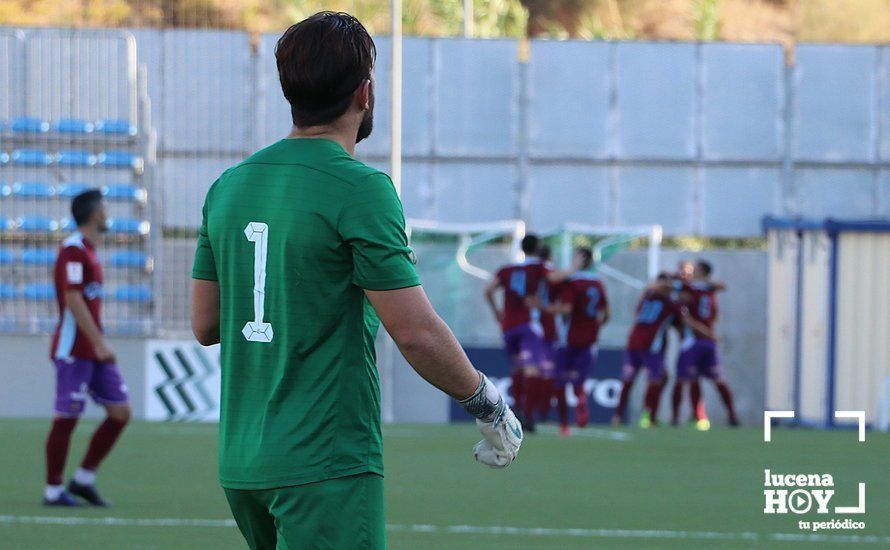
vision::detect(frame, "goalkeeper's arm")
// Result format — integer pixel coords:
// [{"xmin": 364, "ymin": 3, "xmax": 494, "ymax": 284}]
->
[{"xmin": 366, "ymin": 286, "xmax": 523, "ymax": 467}]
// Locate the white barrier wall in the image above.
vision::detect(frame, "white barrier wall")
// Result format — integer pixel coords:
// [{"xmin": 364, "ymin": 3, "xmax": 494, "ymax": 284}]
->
[
  {"xmin": 766, "ymin": 229, "xmax": 797, "ymax": 412},
  {"xmin": 834, "ymin": 231, "xmax": 890, "ymax": 425},
  {"xmin": 798, "ymin": 231, "xmax": 831, "ymax": 424},
  {"xmin": 765, "ymin": 219, "xmax": 890, "ymax": 427}
]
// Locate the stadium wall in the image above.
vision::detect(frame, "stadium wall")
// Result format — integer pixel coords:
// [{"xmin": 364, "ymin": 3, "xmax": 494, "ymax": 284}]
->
[
  {"xmin": 3, "ymin": 27, "xmax": 886, "ymax": 425},
  {"xmin": 111, "ymin": 33, "xmax": 890, "ymax": 237},
  {"xmin": 3, "ymin": 29, "xmax": 887, "ymax": 234}
]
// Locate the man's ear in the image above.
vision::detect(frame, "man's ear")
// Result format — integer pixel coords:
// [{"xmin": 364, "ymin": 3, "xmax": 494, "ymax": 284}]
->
[{"xmin": 356, "ymin": 79, "xmax": 371, "ymax": 110}]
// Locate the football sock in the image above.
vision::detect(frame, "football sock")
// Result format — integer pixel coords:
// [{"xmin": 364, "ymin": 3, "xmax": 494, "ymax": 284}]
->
[
  {"xmin": 649, "ymin": 379, "xmax": 668, "ymax": 423},
  {"xmin": 644, "ymin": 381, "xmax": 665, "ymax": 423},
  {"xmin": 691, "ymin": 379, "xmax": 705, "ymax": 420},
  {"xmin": 46, "ymin": 417, "xmax": 78, "ymax": 485},
  {"xmin": 81, "ymin": 417, "xmax": 128, "ymax": 472},
  {"xmin": 511, "ymin": 370, "xmax": 526, "ymax": 414},
  {"xmin": 556, "ymin": 386, "xmax": 569, "ymax": 427},
  {"xmin": 523, "ymin": 374, "xmax": 540, "ymax": 421},
  {"xmin": 575, "ymin": 387, "xmax": 589, "ymax": 427},
  {"xmin": 44, "ymin": 484, "xmax": 64, "ymax": 501},
  {"xmin": 671, "ymin": 383, "xmax": 683, "ymax": 424},
  {"xmin": 73, "ymin": 467, "xmax": 96, "ymax": 486},
  {"xmin": 615, "ymin": 379, "xmax": 634, "ymax": 422},
  {"xmin": 715, "ymin": 382, "xmax": 739, "ymax": 424},
  {"xmin": 538, "ymin": 378, "xmax": 554, "ymax": 419}
]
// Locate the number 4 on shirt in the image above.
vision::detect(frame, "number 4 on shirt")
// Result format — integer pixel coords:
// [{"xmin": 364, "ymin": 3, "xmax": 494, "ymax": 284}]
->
[{"xmin": 242, "ymin": 222, "xmax": 274, "ymax": 343}]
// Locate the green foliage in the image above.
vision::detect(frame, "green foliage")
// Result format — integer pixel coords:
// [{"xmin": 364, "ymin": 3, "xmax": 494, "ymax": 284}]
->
[{"xmin": 695, "ymin": 0, "xmax": 721, "ymax": 41}]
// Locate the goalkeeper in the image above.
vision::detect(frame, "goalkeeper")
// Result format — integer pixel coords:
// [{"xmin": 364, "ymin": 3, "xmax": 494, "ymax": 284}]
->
[{"xmin": 190, "ymin": 11, "xmax": 521, "ymax": 550}]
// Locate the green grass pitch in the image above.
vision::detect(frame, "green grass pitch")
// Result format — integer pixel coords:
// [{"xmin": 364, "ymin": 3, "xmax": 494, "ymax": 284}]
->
[{"xmin": 0, "ymin": 419, "xmax": 887, "ymax": 549}]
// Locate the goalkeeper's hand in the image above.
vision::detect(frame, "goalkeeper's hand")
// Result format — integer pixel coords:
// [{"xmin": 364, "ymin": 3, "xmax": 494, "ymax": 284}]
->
[{"xmin": 458, "ymin": 373, "xmax": 523, "ymax": 468}]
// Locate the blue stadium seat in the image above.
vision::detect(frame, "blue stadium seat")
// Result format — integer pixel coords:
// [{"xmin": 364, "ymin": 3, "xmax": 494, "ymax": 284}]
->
[
  {"xmin": 0, "ymin": 248, "xmax": 14, "ymax": 265},
  {"xmin": 17, "ymin": 216, "xmax": 58, "ymax": 233},
  {"xmin": 0, "ymin": 183, "xmax": 10, "ymax": 197},
  {"xmin": 103, "ymin": 183, "xmax": 145, "ymax": 202},
  {"xmin": 56, "ymin": 183, "xmax": 93, "ymax": 198},
  {"xmin": 22, "ymin": 248, "xmax": 57, "ymax": 266},
  {"xmin": 0, "ymin": 151, "xmax": 8, "ymax": 164},
  {"xmin": 107, "ymin": 218, "xmax": 149, "ymax": 235},
  {"xmin": 59, "ymin": 218, "xmax": 74, "ymax": 231},
  {"xmin": 54, "ymin": 118, "xmax": 94, "ymax": 134},
  {"xmin": 0, "ymin": 283, "xmax": 18, "ymax": 300},
  {"xmin": 97, "ymin": 151, "xmax": 140, "ymax": 170},
  {"xmin": 108, "ymin": 251, "xmax": 148, "ymax": 268},
  {"xmin": 22, "ymin": 283, "xmax": 55, "ymax": 301},
  {"xmin": 10, "ymin": 116, "xmax": 50, "ymax": 133},
  {"xmin": 0, "ymin": 217, "xmax": 11, "ymax": 231},
  {"xmin": 56, "ymin": 150, "xmax": 97, "ymax": 167},
  {"xmin": 11, "ymin": 181, "xmax": 55, "ymax": 199},
  {"xmin": 11, "ymin": 149, "xmax": 52, "ymax": 166},
  {"xmin": 95, "ymin": 119, "xmax": 136, "ymax": 136},
  {"xmin": 113, "ymin": 286, "xmax": 152, "ymax": 303}
]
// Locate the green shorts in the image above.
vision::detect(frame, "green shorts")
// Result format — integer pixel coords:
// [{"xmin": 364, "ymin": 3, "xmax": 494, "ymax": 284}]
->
[{"xmin": 223, "ymin": 473, "xmax": 385, "ymax": 550}]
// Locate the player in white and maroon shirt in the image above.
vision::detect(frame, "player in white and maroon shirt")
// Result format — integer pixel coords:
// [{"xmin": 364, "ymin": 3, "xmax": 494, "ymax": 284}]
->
[{"xmin": 43, "ymin": 190, "xmax": 131, "ymax": 507}]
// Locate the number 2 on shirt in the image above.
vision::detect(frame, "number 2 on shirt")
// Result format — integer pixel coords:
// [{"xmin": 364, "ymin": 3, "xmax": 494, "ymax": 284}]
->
[{"xmin": 242, "ymin": 222, "xmax": 274, "ymax": 343}]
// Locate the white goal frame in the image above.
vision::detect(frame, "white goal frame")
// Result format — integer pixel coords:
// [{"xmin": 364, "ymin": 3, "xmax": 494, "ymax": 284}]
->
[
  {"xmin": 542, "ymin": 222, "xmax": 663, "ymax": 290},
  {"xmin": 406, "ymin": 218, "xmax": 527, "ymax": 280}
]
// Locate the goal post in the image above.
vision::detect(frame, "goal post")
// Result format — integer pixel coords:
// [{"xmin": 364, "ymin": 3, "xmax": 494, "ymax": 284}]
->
[
  {"xmin": 406, "ymin": 218, "xmax": 527, "ymax": 281},
  {"xmin": 545, "ymin": 223, "xmax": 662, "ymax": 286}
]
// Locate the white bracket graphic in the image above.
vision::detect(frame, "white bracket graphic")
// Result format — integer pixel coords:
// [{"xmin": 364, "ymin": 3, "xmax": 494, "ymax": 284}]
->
[
  {"xmin": 835, "ymin": 483, "xmax": 866, "ymax": 514},
  {"xmin": 834, "ymin": 410, "xmax": 866, "ymax": 442},
  {"xmin": 764, "ymin": 411, "xmax": 795, "ymax": 442}
]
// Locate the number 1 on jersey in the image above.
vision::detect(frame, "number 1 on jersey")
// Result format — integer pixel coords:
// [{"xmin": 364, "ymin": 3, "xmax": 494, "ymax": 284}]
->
[{"xmin": 242, "ymin": 222, "xmax": 274, "ymax": 343}]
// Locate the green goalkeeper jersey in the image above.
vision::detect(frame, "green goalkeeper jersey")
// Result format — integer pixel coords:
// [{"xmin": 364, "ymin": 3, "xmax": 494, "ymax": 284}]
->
[{"xmin": 192, "ymin": 138, "xmax": 420, "ymax": 490}]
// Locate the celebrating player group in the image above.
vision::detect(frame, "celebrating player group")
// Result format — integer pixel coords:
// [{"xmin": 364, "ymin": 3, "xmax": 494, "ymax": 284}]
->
[{"xmin": 486, "ymin": 237, "xmax": 739, "ymax": 434}]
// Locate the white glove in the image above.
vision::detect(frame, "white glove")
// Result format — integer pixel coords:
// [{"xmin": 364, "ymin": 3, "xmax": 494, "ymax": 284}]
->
[{"xmin": 459, "ymin": 373, "xmax": 523, "ymax": 468}]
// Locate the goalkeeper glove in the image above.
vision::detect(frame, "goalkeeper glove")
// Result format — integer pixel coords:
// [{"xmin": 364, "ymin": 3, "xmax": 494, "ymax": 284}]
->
[{"xmin": 458, "ymin": 372, "xmax": 522, "ymax": 468}]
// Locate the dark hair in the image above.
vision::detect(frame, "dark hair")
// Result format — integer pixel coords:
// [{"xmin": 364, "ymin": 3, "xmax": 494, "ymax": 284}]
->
[
  {"xmin": 71, "ymin": 189, "xmax": 103, "ymax": 226},
  {"xmin": 575, "ymin": 246, "xmax": 593, "ymax": 269},
  {"xmin": 656, "ymin": 271, "xmax": 672, "ymax": 281},
  {"xmin": 537, "ymin": 244, "xmax": 551, "ymax": 261},
  {"xmin": 696, "ymin": 259, "xmax": 713, "ymax": 277},
  {"xmin": 276, "ymin": 12, "xmax": 376, "ymax": 128},
  {"xmin": 521, "ymin": 234, "xmax": 539, "ymax": 255}
]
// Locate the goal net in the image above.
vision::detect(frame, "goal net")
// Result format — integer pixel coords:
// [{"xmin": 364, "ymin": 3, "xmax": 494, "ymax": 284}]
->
[{"xmin": 405, "ymin": 219, "xmax": 526, "ymax": 346}]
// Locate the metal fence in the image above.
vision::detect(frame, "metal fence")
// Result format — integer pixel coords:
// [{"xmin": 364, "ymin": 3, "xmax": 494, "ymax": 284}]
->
[{"xmin": 1, "ymin": 27, "xmax": 888, "ymax": 338}]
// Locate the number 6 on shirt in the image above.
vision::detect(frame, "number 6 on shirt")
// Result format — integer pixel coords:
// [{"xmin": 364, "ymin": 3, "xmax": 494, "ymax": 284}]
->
[{"xmin": 242, "ymin": 222, "xmax": 274, "ymax": 343}]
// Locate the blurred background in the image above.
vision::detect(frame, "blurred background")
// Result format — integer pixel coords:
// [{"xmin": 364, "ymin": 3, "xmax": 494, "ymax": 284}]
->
[{"xmin": 0, "ymin": 0, "xmax": 888, "ymax": 427}]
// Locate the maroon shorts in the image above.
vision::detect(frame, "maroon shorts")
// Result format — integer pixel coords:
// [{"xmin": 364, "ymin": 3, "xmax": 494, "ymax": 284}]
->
[{"xmin": 53, "ymin": 358, "xmax": 129, "ymax": 416}]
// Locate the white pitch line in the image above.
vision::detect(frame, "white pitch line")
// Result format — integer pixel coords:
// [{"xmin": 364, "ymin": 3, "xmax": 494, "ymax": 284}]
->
[
  {"xmin": 0, "ymin": 515, "xmax": 236, "ymax": 528},
  {"xmin": 1, "ymin": 516, "xmax": 888, "ymax": 544},
  {"xmin": 535, "ymin": 425, "xmax": 633, "ymax": 441}
]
